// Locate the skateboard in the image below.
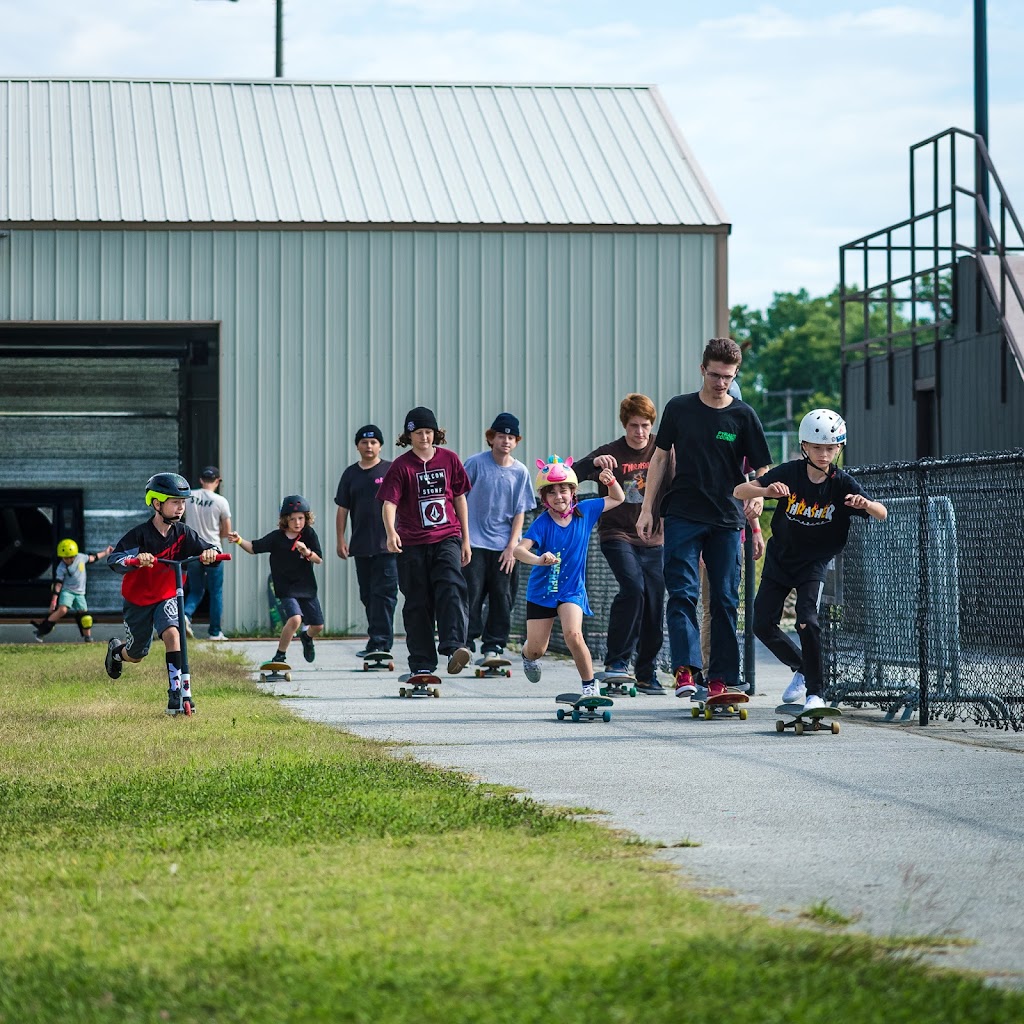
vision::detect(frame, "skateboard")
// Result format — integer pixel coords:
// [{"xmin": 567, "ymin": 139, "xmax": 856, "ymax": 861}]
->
[
  {"xmin": 260, "ymin": 660, "xmax": 292, "ymax": 683},
  {"xmin": 691, "ymin": 689, "xmax": 750, "ymax": 721},
  {"xmin": 775, "ymin": 703, "xmax": 842, "ymax": 735},
  {"xmin": 362, "ymin": 650, "xmax": 395, "ymax": 672},
  {"xmin": 555, "ymin": 692, "xmax": 614, "ymax": 723},
  {"xmin": 399, "ymin": 672, "xmax": 442, "ymax": 698},
  {"xmin": 597, "ymin": 671, "xmax": 637, "ymax": 698},
  {"xmin": 474, "ymin": 654, "xmax": 512, "ymax": 678},
  {"xmin": 267, "ymin": 574, "xmax": 285, "ymax": 633}
]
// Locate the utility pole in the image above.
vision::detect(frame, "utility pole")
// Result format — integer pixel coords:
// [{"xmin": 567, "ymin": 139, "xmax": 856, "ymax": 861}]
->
[{"xmin": 974, "ymin": 0, "xmax": 989, "ymax": 252}]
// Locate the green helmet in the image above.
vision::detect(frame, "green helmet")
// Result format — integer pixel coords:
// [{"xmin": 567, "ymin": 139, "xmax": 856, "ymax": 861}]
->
[{"xmin": 145, "ymin": 472, "xmax": 191, "ymax": 507}]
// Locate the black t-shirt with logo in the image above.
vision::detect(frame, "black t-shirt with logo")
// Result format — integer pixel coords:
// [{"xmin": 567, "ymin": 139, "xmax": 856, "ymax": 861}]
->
[
  {"xmin": 655, "ymin": 393, "xmax": 772, "ymax": 529},
  {"xmin": 335, "ymin": 460, "xmax": 391, "ymax": 558},
  {"xmin": 760, "ymin": 460, "xmax": 870, "ymax": 584}
]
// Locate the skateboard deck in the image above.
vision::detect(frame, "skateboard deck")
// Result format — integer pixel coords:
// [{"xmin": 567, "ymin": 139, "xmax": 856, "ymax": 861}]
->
[
  {"xmin": 691, "ymin": 689, "xmax": 750, "ymax": 721},
  {"xmin": 260, "ymin": 660, "xmax": 291, "ymax": 683},
  {"xmin": 474, "ymin": 655, "xmax": 512, "ymax": 678},
  {"xmin": 775, "ymin": 703, "xmax": 842, "ymax": 735},
  {"xmin": 399, "ymin": 672, "xmax": 442, "ymax": 698},
  {"xmin": 362, "ymin": 650, "xmax": 395, "ymax": 672},
  {"xmin": 597, "ymin": 671, "xmax": 637, "ymax": 697},
  {"xmin": 555, "ymin": 691, "xmax": 614, "ymax": 722},
  {"xmin": 267, "ymin": 575, "xmax": 285, "ymax": 633}
]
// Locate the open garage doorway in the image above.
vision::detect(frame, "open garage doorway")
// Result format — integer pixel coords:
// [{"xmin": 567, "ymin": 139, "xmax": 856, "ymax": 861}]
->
[{"xmin": 0, "ymin": 323, "xmax": 219, "ymax": 616}]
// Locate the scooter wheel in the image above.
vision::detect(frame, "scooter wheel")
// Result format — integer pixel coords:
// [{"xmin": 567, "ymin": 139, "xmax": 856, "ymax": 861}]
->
[{"xmin": 183, "ymin": 700, "xmax": 192, "ymax": 717}]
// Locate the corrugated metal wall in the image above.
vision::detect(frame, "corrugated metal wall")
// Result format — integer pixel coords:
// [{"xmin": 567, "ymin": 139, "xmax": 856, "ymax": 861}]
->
[{"xmin": 0, "ymin": 227, "xmax": 719, "ymax": 632}]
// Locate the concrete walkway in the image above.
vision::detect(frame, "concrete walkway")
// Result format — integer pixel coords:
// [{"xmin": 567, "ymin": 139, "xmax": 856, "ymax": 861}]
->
[
  {"xmin": 6, "ymin": 623, "xmax": 1023, "ymax": 985},
  {"xmin": 218, "ymin": 635, "xmax": 1024, "ymax": 987}
]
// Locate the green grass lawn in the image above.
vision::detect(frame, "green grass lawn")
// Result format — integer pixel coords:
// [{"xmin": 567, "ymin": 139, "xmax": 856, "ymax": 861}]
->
[{"xmin": 0, "ymin": 644, "xmax": 1019, "ymax": 1023}]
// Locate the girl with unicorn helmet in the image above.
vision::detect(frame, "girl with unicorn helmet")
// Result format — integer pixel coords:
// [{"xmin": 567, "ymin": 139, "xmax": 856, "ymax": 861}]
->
[{"xmin": 514, "ymin": 454, "xmax": 624, "ymax": 696}]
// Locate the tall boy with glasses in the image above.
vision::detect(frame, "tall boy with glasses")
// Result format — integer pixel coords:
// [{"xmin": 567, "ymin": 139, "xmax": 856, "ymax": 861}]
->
[{"xmin": 636, "ymin": 338, "xmax": 772, "ymax": 700}]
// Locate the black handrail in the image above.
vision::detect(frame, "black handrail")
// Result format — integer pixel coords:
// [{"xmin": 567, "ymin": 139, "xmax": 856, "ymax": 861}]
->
[{"xmin": 840, "ymin": 127, "xmax": 1024, "ymax": 372}]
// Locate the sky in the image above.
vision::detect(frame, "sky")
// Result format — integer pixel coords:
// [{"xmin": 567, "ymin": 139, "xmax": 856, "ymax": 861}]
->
[{"xmin": 1, "ymin": 1, "xmax": 1021, "ymax": 311}]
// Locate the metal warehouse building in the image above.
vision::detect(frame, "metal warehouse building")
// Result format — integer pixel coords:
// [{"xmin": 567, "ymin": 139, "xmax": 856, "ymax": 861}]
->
[{"xmin": 0, "ymin": 77, "xmax": 729, "ymax": 633}]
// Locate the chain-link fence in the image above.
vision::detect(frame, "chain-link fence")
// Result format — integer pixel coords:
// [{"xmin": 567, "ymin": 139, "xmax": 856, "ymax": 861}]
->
[
  {"xmin": 821, "ymin": 450, "xmax": 1024, "ymax": 731},
  {"xmin": 508, "ymin": 496, "xmax": 758, "ymax": 689}
]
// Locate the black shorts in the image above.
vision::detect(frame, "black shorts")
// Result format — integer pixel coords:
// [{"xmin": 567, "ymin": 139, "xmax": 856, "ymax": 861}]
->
[
  {"xmin": 526, "ymin": 600, "xmax": 563, "ymax": 620},
  {"xmin": 279, "ymin": 596, "xmax": 325, "ymax": 627}
]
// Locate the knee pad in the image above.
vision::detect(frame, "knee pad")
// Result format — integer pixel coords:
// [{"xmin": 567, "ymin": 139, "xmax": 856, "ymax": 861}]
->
[{"xmin": 76, "ymin": 612, "xmax": 93, "ymax": 635}]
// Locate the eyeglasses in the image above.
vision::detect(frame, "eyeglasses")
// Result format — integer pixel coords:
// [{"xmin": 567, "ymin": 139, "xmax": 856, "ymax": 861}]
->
[{"xmin": 702, "ymin": 369, "xmax": 737, "ymax": 383}]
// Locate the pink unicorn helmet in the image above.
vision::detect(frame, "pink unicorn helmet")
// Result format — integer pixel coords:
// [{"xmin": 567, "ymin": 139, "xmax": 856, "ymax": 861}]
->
[{"xmin": 535, "ymin": 454, "xmax": 578, "ymax": 494}]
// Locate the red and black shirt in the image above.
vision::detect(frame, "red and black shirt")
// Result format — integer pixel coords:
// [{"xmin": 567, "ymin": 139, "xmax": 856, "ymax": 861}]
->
[{"xmin": 108, "ymin": 519, "xmax": 207, "ymax": 606}]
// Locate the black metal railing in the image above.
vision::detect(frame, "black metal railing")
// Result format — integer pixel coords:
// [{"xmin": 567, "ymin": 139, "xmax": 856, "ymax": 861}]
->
[
  {"xmin": 821, "ymin": 449, "xmax": 1024, "ymax": 731},
  {"xmin": 840, "ymin": 127, "xmax": 1024, "ymax": 385}
]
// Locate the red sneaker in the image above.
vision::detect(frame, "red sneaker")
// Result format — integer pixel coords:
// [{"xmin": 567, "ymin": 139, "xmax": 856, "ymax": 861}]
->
[
  {"xmin": 707, "ymin": 679, "xmax": 728, "ymax": 698},
  {"xmin": 673, "ymin": 667, "xmax": 696, "ymax": 698}
]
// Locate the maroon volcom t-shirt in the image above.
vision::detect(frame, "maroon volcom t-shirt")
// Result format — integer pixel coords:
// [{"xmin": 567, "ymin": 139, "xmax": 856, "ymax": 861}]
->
[{"xmin": 375, "ymin": 447, "xmax": 471, "ymax": 547}]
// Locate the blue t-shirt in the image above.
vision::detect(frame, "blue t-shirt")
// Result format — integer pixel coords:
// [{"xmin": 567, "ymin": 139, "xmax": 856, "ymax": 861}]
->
[
  {"xmin": 523, "ymin": 498, "xmax": 605, "ymax": 615},
  {"xmin": 464, "ymin": 451, "xmax": 535, "ymax": 550}
]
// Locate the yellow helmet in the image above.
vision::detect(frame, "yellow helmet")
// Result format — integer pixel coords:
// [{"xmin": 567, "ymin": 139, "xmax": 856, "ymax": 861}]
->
[
  {"xmin": 534, "ymin": 454, "xmax": 578, "ymax": 493},
  {"xmin": 57, "ymin": 538, "xmax": 79, "ymax": 558}
]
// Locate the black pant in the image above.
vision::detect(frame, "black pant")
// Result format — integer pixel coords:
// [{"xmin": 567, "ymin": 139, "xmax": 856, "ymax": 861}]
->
[
  {"xmin": 396, "ymin": 536, "xmax": 469, "ymax": 672},
  {"xmin": 462, "ymin": 548, "xmax": 519, "ymax": 652},
  {"xmin": 354, "ymin": 553, "xmax": 398, "ymax": 651},
  {"xmin": 600, "ymin": 540, "xmax": 665, "ymax": 681},
  {"xmin": 753, "ymin": 576, "xmax": 825, "ymax": 695}
]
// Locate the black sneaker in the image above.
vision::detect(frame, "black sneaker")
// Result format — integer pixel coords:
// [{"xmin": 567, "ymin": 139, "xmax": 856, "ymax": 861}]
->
[
  {"xmin": 356, "ymin": 646, "xmax": 371, "ymax": 659},
  {"xmin": 636, "ymin": 678, "xmax": 666, "ymax": 695},
  {"xmin": 166, "ymin": 687, "xmax": 182, "ymax": 715},
  {"xmin": 105, "ymin": 638, "xmax": 124, "ymax": 679},
  {"xmin": 300, "ymin": 631, "xmax": 315, "ymax": 663}
]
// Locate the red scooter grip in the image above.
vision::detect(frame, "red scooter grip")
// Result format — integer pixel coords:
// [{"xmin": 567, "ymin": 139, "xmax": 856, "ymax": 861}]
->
[{"xmin": 214, "ymin": 552, "xmax": 232, "ymax": 562}]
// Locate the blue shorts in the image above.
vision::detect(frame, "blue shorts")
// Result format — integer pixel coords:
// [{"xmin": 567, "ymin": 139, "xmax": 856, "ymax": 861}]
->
[{"xmin": 279, "ymin": 596, "xmax": 324, "ymax": 627}]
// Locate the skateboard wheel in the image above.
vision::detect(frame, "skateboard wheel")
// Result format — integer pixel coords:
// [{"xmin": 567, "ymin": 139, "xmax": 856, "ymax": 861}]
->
[
  {"xmin": 739, "ymin": 707, "xmax": 748, "ymax": 721},
  {"xmin": 475, "ymin": 669, "xmax": 483, "ymax": 678},
  {"xmin": 505, "ymin": 669, "xmax": 511, "ymax": 678},
  {"xmin": 775, "ymin": 719, "xmax": 785, "ymax": 732},
  {"xmin": 399, "ymin": 687, "xmax": 407, "ymax": 697},
  {"xmin": 599, "ymin": 687, "xmax": 608, "ymax": 696},
  {"xmin": 602, "ymin": 710, "xmax": 611, "ymax": 723},
  {"xmin": 284, "ymin": 672, "xmax": 291, "ymax": 682},
  {"xmin": 691, "ymin": 707, "xmax": 699, "ymax": 718},
  {"xmin": 628, "ymin": 687, "xmax": 636, "ymax": 697},
  {"xmin": 795, "ymin": 721, "xmax": 805, "ymax": 735},
  {"xmin": 556, "ymin": 708, "xmax": 565, "ymax": 721},
  {"xmin": 260, "ymin": 673, "xmax": 267, "ymax": 682},
  {"xmin": 571, "ymin": 709, "xmax": 581, "ymax": 722},
  {"xmin": 704, "ymin": 706, "xmax": 713, "ymax": 720},
  {"xmin": 831, "ymin": 721, "xmax": 840, "ymax": 735},
  {"xmin": 389, "ymin": 662, "xmax": 395, "ymax": 671},
  {"xmin": 431, "ymin": 687, "xmax": 440, "ymax": 698}
]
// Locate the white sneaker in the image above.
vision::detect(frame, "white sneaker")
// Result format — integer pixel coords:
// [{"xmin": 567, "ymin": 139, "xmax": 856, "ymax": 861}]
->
[
  {"xmin": 803, "ymin": 694, "xmax": 826, "ymax": 711},
  {"xmin": 581, "ymin": 681, "xmax": 597, "ymax": 698},
  {"xmin": 522, "ymin": 655, "xmax": 542, "ymax": 683},
  {"xmin": 782, "ymin": 671, "xmax": 806, "ymax": 704},
  {"xmin": 208, "ymin": 632, "xmax": 226, "ymax": 641},
  {"xmin": 183, "ymin": 617, "xmax": 195, "ymax": 638}
]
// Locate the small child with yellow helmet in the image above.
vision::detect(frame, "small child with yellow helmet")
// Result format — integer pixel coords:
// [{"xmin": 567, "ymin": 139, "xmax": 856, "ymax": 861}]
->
[
  {"xmin": 513, "ymin": 455, "xmax": 624, "ymax": 696},
  {"xmin": 32, "ymin": 538, "xmax": 114, "ymax": 643}
]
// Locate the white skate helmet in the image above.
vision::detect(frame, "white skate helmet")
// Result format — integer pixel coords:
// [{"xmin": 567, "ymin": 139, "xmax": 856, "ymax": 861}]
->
[{"xmin": 799, "ymin": 409, "xmax": 847, "ymax": 446}]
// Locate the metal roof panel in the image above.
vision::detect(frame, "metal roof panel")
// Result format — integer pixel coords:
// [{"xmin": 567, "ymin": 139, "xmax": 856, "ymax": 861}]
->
[{"xmin": 0, "ymin": 79, "xmax": 728, "ymax": 227}]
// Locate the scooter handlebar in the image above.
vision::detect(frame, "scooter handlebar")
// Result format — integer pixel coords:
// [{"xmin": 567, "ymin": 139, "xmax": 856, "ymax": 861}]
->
[{"xmin": 122, "ymin": 553, "xmax": 232, "ymax": 567}]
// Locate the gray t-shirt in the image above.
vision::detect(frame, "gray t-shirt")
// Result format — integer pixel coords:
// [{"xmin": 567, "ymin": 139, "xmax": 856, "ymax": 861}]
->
[
  {"xmin": 185, "ymin": 489, "xmax": 231, "ymax": 548},
  {"xmin": 57, "ymin": 554, "xmax": 90, "ymax": 595},
  {"xmin": 463, "ymin": 451, "xmax": 534, "ymax": 551}
]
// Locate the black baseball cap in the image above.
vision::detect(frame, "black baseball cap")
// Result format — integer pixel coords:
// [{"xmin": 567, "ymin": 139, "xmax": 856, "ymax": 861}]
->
[
  {"xmin": 354, "ymin": 424, "xmax": 384, "ymax": 445},
  {"xmin": 199, "ymin": 465, "xmax": 220, "ymax": 481},
  {"xmin": 490, "ymin": 412, "xmax": 520, "ymax": 436}
]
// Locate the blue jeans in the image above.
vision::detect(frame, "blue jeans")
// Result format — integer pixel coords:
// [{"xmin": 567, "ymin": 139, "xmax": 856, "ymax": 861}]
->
[
  {"xmin": 184, "ymin": 559, "xmax": 224, "ymax": 635},
  {"xmin": 662, "ymin": 517, "xmax": 742, "ymax": 685},
  {"xmin": 600, "ymin": 541, "xmax": 665, "ymax": 681}
]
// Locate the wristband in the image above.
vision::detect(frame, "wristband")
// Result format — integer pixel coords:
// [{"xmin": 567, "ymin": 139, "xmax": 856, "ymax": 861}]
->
[
  {"xmin": 234, "ymin": 536, "xmax": 243, "ymax": 545},
  {"xmin": 752, "ymin": 527, "xmax": 762, "ymax": 534}
]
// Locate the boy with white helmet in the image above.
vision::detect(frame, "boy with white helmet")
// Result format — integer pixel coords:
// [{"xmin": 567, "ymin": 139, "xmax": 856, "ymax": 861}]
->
[
  {"xmin": 514, "ymin": 455, "xmax": 624, "ymax": 697},
  {"xmin": 734, "ymin": 410, "xmax": 887, "ymax": 709}
]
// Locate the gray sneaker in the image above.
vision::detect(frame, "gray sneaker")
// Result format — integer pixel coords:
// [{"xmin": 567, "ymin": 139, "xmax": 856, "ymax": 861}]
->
[
  {"xmin": 522, "ymin": 655, "xmax": 542, "ymax": 683},
  {"xmin": 446, "ymin": 647, "xmax": 472, "ymax": 674}
]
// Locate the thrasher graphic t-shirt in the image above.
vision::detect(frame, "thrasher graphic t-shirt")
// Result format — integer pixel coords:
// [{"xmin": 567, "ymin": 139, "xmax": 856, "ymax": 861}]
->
[
  {"xmin": 376, "ymin": 447, "xmax": 471, "ymax": 547},
  {"xmin": 760, "ymin": 460, "xmax": 871, "ymax": 584}
]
